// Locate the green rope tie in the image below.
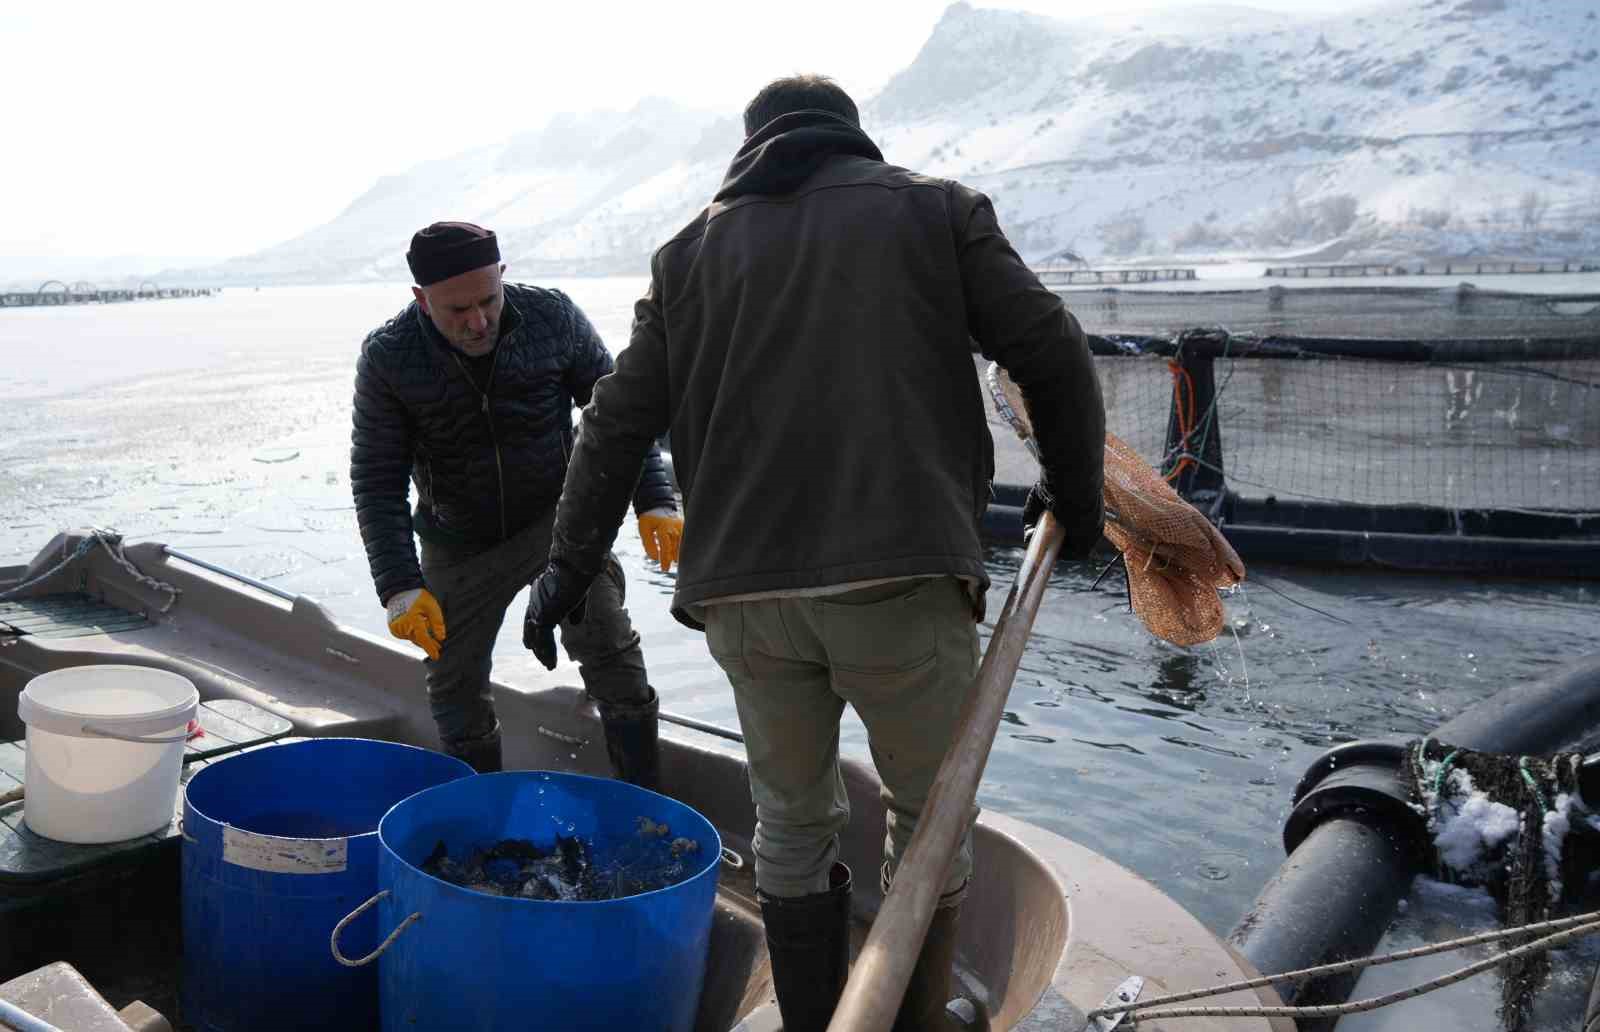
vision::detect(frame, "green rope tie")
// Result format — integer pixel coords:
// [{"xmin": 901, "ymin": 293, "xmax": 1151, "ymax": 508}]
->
[
  {"xmin": 1432, "ymin": 748, "xmax": 1460, "ymax": 799},
  {"xmin": 1518, "ymin": 757, "xmax": 1551, "ymax": 814}
]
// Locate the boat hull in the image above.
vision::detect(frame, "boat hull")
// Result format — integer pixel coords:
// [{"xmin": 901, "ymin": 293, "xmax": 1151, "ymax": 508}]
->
[{"xmin": 0, "ymin": 533, "xmax": 1289, "ymax": 1030}]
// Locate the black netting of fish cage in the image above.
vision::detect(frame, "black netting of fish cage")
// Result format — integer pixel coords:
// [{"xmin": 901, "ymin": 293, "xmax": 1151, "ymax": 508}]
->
[
  {"xmin": 1068, "ymin": 289, "xmax": 1600, "ymax": 517},
  {"xmin": 1093, "ymin": 354, "xmax": 1175, "ymax": 468},
  {"xmin": 1209, "ymin": 353, "xmax": 1598, "ymax": 512}
]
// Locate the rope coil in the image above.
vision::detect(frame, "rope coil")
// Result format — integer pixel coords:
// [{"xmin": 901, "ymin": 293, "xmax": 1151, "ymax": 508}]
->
[{"xmin": 0, "ymin": 530, "xmax": 180, "ymax": 612}]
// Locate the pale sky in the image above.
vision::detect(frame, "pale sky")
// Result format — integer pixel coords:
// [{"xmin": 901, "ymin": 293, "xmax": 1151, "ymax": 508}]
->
[{"xmin": 2, "ymin": 0, "xmax": 1358, "ymax": 261}]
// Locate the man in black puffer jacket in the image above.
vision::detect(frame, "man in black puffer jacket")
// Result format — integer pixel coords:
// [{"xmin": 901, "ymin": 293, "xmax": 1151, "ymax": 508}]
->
[{"xmin": 351, "ymin": 221, "xmax": 681, "ymax": 779}]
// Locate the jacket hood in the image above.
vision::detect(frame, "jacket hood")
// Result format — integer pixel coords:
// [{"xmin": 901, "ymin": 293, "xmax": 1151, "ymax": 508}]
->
[{"xmin": 713, "ymin": 110, "xmax": 884, "ymax": 202}]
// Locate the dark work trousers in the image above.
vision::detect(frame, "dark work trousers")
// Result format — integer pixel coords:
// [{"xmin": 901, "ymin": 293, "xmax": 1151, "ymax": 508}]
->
[
  {"xmin": 704, "ymin": 576, "xmax": 979, "ymax": 900},
  {"xmin": 418, "ymin": 507, "xmax": 650, "ymax": 751}
]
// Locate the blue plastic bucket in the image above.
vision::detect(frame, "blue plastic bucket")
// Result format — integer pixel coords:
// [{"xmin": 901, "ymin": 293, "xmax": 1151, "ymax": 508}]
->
[
  {"xmin": 352, "ymin": 771, "xmax": 722, "ymax": 1032},
  {"xmin": 181, "ymin": 738, "xmax": 472, "ymax": 1032}
]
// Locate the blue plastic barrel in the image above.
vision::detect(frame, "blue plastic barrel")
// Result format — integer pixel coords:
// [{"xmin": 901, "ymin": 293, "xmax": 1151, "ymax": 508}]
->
[
  {"xmin": 358, "ymin": 771, "xmax": 722, "ymax": 1032},
  {"xmin": 181, "ymin": 738, "xmax": 472, "ymax": 1032}
]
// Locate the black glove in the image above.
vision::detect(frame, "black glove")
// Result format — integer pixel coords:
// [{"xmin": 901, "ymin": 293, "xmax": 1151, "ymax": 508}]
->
[
  {"xmin": 1021, "ymin": 481, "xmax": 1053, "ymax": 543},
  {"xmin": 1023, "ymin": 478, "xmax": 1105, "ymax": 560},
  {"xmin": 522, "ymin": 559, "xmax": 593, "ymax": 671}
]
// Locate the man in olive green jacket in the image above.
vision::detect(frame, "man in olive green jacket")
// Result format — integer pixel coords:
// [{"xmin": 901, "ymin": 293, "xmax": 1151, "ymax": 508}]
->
[{"xmin": 526, "ymin": 76, "xmax": 1105, "ymax": 1032}]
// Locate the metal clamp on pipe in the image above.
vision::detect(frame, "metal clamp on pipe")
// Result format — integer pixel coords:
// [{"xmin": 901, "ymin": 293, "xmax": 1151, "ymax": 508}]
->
[{"xmin": 1283, "ymin": 740, "xmax": 1431, "ymax": 861}]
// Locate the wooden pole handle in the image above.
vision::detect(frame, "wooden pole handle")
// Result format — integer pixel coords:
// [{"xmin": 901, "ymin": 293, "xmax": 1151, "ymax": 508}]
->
[{"xmin": 827, "ymin": 512, "xmax": 1067, "ymax": 1032}]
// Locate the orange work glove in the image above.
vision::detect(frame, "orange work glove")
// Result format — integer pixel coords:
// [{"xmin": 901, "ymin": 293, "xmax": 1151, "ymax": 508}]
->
[
  {"xmin": 385, "ymin": 587, "xmax": 446, "ymax": 660},
  {"xmin": 638, "ymin": 509, "xmax": 683, "ymax": 573}
]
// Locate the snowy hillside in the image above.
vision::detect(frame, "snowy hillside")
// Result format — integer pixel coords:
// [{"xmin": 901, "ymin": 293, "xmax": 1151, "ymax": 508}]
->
[
  {"xmin": 203, "ymin": 98, "xmax": 731, "ymax": 284},
  {"xmin": 871, "ymin": 0, "xmax": 1600, "ymax": 264},
  {"xmin": 191, "ymin": 0, "xmax": 1600, "ymax": 283}
]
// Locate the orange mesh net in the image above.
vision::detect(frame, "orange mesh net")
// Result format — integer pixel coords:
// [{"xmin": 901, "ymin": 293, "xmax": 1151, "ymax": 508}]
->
[
  {"xmin": 991, "ymin": 365, "xmax": 1246, "ymax": 646},
  {"xmin": 1101, "ymin": 432, "xmax": 1246, "ymax": 645}
]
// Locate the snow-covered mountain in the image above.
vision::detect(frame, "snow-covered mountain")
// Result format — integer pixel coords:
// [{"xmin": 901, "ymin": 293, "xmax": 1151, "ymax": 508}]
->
[
  {"xmin": 190, "ymin": 0, "xmax": 1600, "ymax": 283},
  {"xmin": 869, "ymin": 0, "xmax": 1600, "ymax": 264},
  {"xmin": 196, "ymin": 97, "xmax": 731, "ymax": 284}
]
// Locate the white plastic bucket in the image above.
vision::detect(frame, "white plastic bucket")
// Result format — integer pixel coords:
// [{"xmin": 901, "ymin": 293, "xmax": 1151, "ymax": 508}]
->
[{"xmin": 17, "ymin": 665, "xmax": 199, "ymax": 843}]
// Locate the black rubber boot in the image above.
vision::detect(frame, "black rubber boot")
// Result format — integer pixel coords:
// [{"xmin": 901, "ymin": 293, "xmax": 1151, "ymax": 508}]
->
[
  {"xmin": 598, "ymin": 687, "xmax": 660, "ymax": 791},
  {"xmin": 892, "ymin": 895, "xmax": 990, "ymax": 1032},
  {"xmin": 447, "ymin": 729, "xmax": 502, "ymax": 774},
  {"xmin": 758, "ymin": 862, "xmax": 852, "ymax": 1032}
]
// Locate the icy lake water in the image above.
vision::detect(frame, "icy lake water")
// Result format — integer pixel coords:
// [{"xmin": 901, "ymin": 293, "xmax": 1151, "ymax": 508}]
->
[{"xmin": 3, "ymin": 280, "xmax": 1597, "ymax": 1027}]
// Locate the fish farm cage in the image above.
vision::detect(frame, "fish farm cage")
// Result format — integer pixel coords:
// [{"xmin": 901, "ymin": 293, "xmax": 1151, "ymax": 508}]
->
[{"xmin": 988, "ymin": 284, "xmax": 1600, "ymax": 578}]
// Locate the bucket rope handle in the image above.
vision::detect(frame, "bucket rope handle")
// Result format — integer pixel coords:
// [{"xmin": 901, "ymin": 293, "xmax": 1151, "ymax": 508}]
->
[
  {"xmin": 80, "ymin": 722, "xmax": 193, "ymax": 744},
  {"xmin": 331, "ymin": 890, "xmax": 421, "ymax": 968}
]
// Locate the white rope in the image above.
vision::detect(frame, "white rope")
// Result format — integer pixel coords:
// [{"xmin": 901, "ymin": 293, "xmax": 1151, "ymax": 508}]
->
[
  {"xmin": 0, "ymin": 530, "xmax": 181, "ymax": 613},
  {"xmin": 94, "ymin": 531, "xmax": 181, "ymax": 612},
  {"xmin": 1126, "ymin": 920, "xmax": 1600, "ymax": 1022},
  {"xmin": 1088, "ymin": 910, "xmax": 1600, "ymax": 1022},
  {"xmin": 985, "ymin": 362, "xmax": 1040, "ymax": 460},
  {"xmin": 330, "ymin": 890, "xmax": 421, "ymax": 968}
]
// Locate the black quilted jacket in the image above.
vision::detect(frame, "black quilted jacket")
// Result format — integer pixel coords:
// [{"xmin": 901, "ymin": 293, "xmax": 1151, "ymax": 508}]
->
[{"xmin": 351, "ymin": 283, "xmax": 676, "ymax": 603}]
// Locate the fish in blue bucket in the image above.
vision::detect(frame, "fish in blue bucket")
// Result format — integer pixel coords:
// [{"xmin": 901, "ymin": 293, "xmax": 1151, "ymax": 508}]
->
[
  {"xmin": 364, "ymin": 771, "xmax": 723, "ymax": 1032},
  {"xmin": 421, "ymin": 816, "xmax": 704, "ymax": 901}
]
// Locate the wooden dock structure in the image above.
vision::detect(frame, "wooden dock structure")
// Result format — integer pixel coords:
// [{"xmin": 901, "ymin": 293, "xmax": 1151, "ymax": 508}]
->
[
  {"xmin": 1264, "ymin": 260, "xmax": 1598, "ymax": 279},
  {"xmin": 0, "ymin": 281, "xmax": 218, "ymax": 308},
  {"xmin": 1036, "ymin": 267, "xmax": 1196, "ymax": 285}
]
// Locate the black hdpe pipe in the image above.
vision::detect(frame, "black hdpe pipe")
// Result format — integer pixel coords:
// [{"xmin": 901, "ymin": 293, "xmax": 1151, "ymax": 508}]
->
[
  {"xmin": 1228, "ymin": 653, "xmax": 1600, "ymax": 1030},
  {"xmin": 980, "ymin": 490, "xmax": 1600, "ymax": 578}
]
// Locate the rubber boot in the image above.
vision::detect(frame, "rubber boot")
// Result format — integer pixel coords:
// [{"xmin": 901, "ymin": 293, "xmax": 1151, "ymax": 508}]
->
[
  {"xmin": 598, "ymin": 687, "xmax": 660, "ymax": 791},
  {"xmin": 892, "ymin": 895, "xmax": 990, "ymax": 1032},
  {"xmin": 758, "ymin": 862, "xmax": 852, "ymax": 1032},
  {"xmin": 447, "ymin": 729, "xmax": 502, "ymax": 774}
]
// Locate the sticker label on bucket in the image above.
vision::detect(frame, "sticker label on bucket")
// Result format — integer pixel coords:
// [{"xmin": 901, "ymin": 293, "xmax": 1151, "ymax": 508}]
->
[{"xmin": 223, "ymin": 826, "xmax": 349, "ymax": 874}]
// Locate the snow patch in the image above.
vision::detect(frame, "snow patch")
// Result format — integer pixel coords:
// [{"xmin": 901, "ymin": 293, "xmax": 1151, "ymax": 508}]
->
[
  {"xmin": 1432, "ymin": 767, "xmax": 1522, "ymax": 874},
  {"xmin": 1542, "ymin": 792, "xmax": 1574, "ymax": 901}
]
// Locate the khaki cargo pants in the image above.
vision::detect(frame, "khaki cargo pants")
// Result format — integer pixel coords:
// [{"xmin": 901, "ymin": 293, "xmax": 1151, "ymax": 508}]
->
[
  {"xmin": 703, "ymin": 576, "xmax": 980, "ymax": 899},
  {"xmin": 419, "ymin": 509, "xmax": 649, "ymax": 751}
]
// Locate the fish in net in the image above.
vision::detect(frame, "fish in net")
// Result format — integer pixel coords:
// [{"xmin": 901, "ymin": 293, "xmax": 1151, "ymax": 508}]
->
[{"xmin": 987, "ymin": 362, "xmax": 1245, "ymax": 645}]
